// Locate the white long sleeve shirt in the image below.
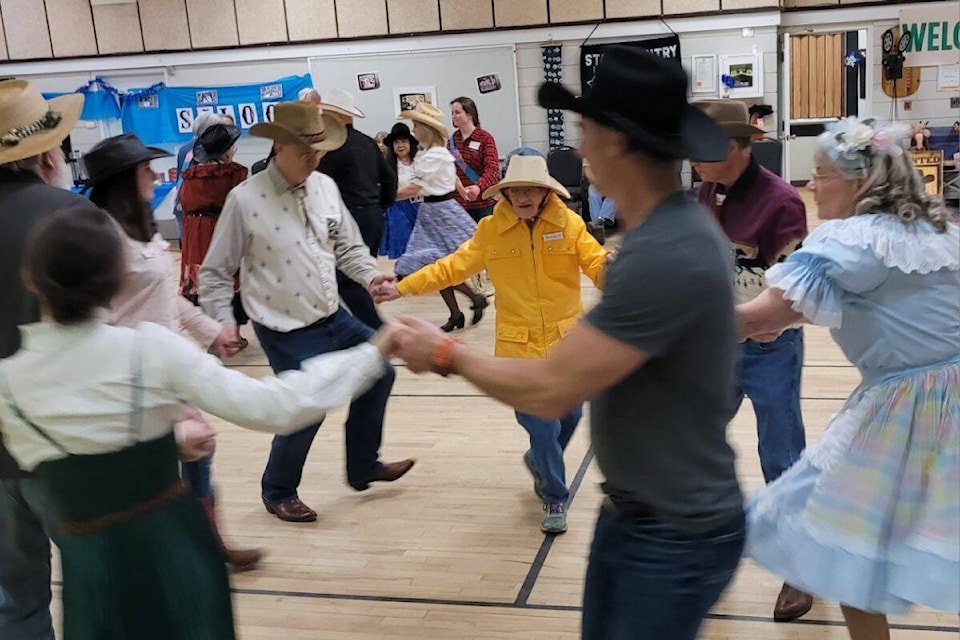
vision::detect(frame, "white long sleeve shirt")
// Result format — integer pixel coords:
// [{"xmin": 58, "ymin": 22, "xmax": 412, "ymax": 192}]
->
[
  {"xmin": 0, "ymin": 320, "xmax": 385, "ymax": 471},
  {"xmin": 199, "ymin": 161, "xmax": 381, "ymax": 332}
]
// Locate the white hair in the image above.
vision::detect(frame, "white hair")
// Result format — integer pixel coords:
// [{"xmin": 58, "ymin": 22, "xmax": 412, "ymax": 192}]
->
[{"xmin": 192, "ymin": 112, "xmax": 223, "ymax": 137}]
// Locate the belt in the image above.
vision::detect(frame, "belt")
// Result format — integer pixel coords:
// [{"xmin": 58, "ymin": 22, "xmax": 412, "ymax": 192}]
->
[
  {"xmin": 185, "ymin": 208, "xmax": 221, "ymax": 217},
  {"xmin": 423, "ymin": 192, "xmax": 455, "ymax": 203},
  {"xmin": 59, "ymin": 482, "xmax": 187, "ymax": 535}
]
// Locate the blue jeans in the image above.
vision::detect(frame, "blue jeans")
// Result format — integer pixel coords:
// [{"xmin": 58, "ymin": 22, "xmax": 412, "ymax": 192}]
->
[
  {"xmin": 582, "ymin": 506, "xmax": 745, "ymax": 640},
  {"xmin": 736, "ymin": 328, "xmax": 806, "ymax": 484},
  {"xmin": 254, "ymin": 309, "xmax": 395, "ymax": 503},
  {"xmin": 0, "ymin": 479, "xmax": 54, "ymax": 640},
  {"xmin": 515, "ymin": 406, "xmax": 582, "ymax": 505},
  {"xmin": 182, "ymin": 454, "xmax": 214, "ymax": 500}
]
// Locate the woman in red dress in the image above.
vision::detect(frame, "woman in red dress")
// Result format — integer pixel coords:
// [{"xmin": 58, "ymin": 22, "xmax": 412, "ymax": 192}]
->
[{"xmin": 178, "ymin": 123, "xmax": 248, "ymax": 331}]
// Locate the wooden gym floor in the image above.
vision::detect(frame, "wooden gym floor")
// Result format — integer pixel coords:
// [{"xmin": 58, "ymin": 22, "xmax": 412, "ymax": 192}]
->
[{"xmin": 50, "ymin": 191, "xmax": 959, "ymax": 639}]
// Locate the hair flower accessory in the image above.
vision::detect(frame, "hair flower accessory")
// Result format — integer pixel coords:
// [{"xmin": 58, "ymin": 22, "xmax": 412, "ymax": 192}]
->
[{"xmin": 818, "ymin": 117, "xmax": 909, "ymax": 175}]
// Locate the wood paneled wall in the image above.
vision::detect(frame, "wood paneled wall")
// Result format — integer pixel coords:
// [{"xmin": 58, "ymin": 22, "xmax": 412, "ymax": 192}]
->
[{"xmin": 0, "ymin": 0, "xmax": 937, "ymax": 61}]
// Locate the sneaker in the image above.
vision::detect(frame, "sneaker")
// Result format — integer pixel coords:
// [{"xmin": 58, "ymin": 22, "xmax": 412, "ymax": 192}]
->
[
  {"xmin": 522, "ymin": 450, "xmax": 544, "ymax": 501},
  {"xmin": 541, "ymin": 503, "xmax": 567, "ymax": 534}
]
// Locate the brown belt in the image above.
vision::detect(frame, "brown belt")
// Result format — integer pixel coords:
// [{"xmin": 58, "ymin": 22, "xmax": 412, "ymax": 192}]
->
[{"xmin": 58, "ymin": 481, "xmax": 187, "ymax": 535}]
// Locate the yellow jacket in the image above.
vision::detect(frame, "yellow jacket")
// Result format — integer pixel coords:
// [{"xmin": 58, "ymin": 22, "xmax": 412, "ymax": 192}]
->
[{"xmin": 397, "ymin": 194, "xmax": 607, "ymax": 359}]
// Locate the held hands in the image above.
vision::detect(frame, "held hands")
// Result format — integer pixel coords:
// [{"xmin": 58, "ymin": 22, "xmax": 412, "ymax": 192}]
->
[
  {"xmin": 464, "ymin": 185, "xmax": 481, "ymax": 201},
  {"xmin": 212, "ymin": 323, "xmax": 243, "ymax": 359},
  {"xmin": 369, "ymin": 273, "xmax": 401, "ymax": 304},
  {"xmin": 393, "ymin": 315, "xmax": 448, "ymax": 374}
]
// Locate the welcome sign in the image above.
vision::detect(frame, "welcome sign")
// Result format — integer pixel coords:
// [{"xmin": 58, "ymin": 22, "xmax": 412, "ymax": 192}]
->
[{"xmin": 900, "ymin": 6, "xmax": 960, "ymax": 67}]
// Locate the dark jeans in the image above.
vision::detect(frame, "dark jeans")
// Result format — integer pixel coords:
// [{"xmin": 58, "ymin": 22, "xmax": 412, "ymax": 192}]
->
[
  {"xmin": 736, "ymin": 328, "xmax": 806, "ymax": 483},
  {"xmin": 254, "ymin": 309, "xmax": 395, "ymax": 503},
  {"xmin": 0, "ymin": 478, "xmax": 54, "ymax": 640},
  {"xmin": 582, "ymin": 506, "xmax": 745, "ymax": 640}
]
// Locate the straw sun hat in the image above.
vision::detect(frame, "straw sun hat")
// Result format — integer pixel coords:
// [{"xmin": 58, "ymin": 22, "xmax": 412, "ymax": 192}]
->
[
  {"xmin": 482, "ymin": 155, "xmax": 570, "ymax": 200},
  {"xmin": 398, "ymin": 101, "xmax": 449, "ymax": 140},
  {"xmin": 250, "ymin": 101, "xmax": 346, "ymax": 152},
  {"xmin": 0, "ymin": 79, "xmax": 84, "ymax": 164}
]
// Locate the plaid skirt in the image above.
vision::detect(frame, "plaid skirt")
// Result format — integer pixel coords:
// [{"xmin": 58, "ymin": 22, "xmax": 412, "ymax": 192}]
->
[{"xmin": 747, "ymin": 356, "xmax": 960, "ymax": 614}]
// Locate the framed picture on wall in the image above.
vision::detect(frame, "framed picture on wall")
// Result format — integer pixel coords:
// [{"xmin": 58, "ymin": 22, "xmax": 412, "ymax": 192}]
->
[
  {"xmin": 691, "ymin": 54, "xmax": 718, "ymax": 94},
  {"xmin": 719, "ymin": 53, "xmax": 764, "ymax": 99},
  {"xmin": 357, "ymin": 72, "xmax": 381, "ymax": 92},
  {"xmin": 394, "ymin": 86, "xmax": 437, "ymax": 114}
]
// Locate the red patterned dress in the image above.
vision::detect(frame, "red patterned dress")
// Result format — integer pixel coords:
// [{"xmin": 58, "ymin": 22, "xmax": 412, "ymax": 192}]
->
[{"xmin": 178, "ymin": 162, "xmax": 247, "ymax": 301}]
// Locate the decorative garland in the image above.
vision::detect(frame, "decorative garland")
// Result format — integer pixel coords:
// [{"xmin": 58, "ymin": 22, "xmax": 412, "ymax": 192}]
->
[{"xmin": 542, "ymin": 45, "xmax": 564, "ymax": 151}]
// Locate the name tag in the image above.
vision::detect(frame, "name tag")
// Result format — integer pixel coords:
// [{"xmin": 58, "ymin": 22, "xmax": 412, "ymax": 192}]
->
[
  {"xmin": 715, "ymin": 193, "xmax": 727, "ymax": 206},
  {"xmin": 543, "ymin": 231, "xmax": 564, "ymax": 241},
  {"xmin": 468, "ymin": 141, "xmax": 481, "ymax": 150}
]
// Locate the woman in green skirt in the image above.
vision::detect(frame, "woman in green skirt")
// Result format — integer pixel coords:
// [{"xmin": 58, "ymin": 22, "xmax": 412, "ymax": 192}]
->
[{"xmin": 0, "ymin": 206, "xmax": 398, "ymax": 640}]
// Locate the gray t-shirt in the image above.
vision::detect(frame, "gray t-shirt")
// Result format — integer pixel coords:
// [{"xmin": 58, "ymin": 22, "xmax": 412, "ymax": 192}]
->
[{"xmin": 586, "ymin": 192, "xmax": 743, "ymax": 533}]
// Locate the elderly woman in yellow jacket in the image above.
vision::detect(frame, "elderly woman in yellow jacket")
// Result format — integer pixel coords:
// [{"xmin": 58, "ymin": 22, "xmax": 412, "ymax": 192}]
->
[{"xmin": 375, "ymin": 153, "xmax": 608, "ymax": 533}]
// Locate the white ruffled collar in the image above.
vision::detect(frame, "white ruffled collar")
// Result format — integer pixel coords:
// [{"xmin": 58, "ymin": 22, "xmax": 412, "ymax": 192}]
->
[{"xmin": 807, "ymin": 214, "xmax": 959, "ymax": 275}]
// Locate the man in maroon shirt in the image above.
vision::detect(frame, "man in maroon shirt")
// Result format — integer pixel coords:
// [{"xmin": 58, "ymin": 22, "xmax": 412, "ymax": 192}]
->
[
  {"xmin": 693, "ymin": 99, "xmax": 813, "ymax": 624},
  {"xmin": 449, "ymin": 96, "xmax": 501, "ymax": 222}
]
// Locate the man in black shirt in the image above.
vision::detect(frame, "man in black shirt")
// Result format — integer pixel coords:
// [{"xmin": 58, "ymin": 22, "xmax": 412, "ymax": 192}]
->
[
  {"xmin": 0, "ymin": 79, "xmax": 87, "ymax": 640},
  {"xmin": 317, "ymin": 89, "xmax": 398, "ymax": 329}
]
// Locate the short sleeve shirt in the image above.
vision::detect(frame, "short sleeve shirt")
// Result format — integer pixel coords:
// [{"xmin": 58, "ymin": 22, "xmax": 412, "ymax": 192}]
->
[{"xmin": 585, "ymin": 192, "xmax": 743, "ymax": 532}]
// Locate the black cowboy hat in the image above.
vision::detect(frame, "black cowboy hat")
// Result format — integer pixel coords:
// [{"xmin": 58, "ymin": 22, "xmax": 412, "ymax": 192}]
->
[
  {"xmin": 193, "ymin": 123, "xmax": 241, "ymax": 163},
  {"xmin": 83, "ymin": 133, "xmax": 170, "ymax": 186},
  {"xmin": 383, "ymin": 122, "xmax": 416, "ymax": 148},
  {"xmin": 538, "ymin": 46, "xmax": 728, "ymax": 162}
]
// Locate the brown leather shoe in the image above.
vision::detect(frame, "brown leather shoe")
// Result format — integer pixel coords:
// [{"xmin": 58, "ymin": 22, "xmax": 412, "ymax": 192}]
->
[
  {"xmin": 225, "ymin": 547, "xmax": 263, "ymax": 573},
  {"xmin": 350, "ymin": 459, "xmax": 416, "ymax": 491},
  {"xmin": 262, "ymin": 497, "xmax": 317, "ymax": 522},
  {"xmin": 774, "ymin": 583, "xmax": 813, "ymax": 622}
]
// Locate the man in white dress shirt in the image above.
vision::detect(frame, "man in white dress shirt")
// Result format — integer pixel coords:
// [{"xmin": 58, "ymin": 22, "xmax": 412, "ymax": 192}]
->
[{"xmin": 200, "ymin": 102, "xmax": 414, "ymax": 523}]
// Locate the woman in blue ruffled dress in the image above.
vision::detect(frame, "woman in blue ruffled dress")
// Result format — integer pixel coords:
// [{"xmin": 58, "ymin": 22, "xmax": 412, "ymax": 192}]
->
[{"xmin": 737, "ymin": 117, "xmax": 959, "ymax": 639}]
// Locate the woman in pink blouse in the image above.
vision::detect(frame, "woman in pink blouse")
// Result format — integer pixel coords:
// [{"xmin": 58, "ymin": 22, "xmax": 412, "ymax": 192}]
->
[{"xmin": 84, "ymin": 134, "xmax": 260, "ymax": 571}]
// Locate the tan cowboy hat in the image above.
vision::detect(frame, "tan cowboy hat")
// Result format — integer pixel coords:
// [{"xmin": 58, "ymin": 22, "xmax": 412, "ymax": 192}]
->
[
  {"xmin": 693, "ymin": 99, "xmax": 765, "ymax": 137},
  {"xmin": 318, "ymin": 88, "xmax": 365, "ymax": 119},
  {"xmin": 250, "ymin": 101, "xmax": 346, "ymax": 152},
  {"xmin": 482, "ymin": 155, "xmax": 570, "ymax": 200},
  {"xmin": 398, "ymin": 101, "xmax": 449, "ymax": 140},
  {"xmin": 0, "ymin": 79, "xmax": 84, "ymax": 164}
]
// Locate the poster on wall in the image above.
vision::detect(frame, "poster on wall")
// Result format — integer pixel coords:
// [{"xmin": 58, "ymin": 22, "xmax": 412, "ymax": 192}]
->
[
  {"xmin": 120, "ymin": 74, "xmax": 313, "ymax": 145},
  {"xmin": 909, "ymin": 150, "xmax": 944, "ymax": 196},
  {"xmin": 394, "ymin": 86, "xmax": 437, "ymax": 114},
  {"xmin": 580, "ymin": 36, "xmax": 681, "ymax": 93},
  {"xmin": 719, "ymin": 53, "xmax": 764, "ymax": 99}
]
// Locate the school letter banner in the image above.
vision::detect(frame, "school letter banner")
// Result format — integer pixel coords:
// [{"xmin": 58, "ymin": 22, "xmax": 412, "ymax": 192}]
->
[
  {"xmin": 900, "ymin": 6, "xmax": 960, "ymax": 67},
  {"xmin": 121, "ymin": 74, "xmax": 314, "ymax": 145},
  {"xmin": 580, "ymin": 36, "xmax": 681, "ymax": 93}
]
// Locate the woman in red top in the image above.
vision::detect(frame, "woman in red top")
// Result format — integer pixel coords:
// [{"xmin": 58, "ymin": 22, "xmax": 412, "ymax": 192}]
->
[
  {"xmin": 449, "ymin": 96, "xmax": 501, "ymax": 222},
  {"xmin": 178, "ymin": 124, "xmax": 248, "ymax": 329}
]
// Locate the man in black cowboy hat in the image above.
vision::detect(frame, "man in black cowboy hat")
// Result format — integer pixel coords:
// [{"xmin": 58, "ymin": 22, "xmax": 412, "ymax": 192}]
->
[
  {"xmin": 390, "ymin": 47, "xmax": 745, "ymax": 639},
  {"xmin": 0, "ymin": 78, "xmax": 86, "ymax": 640}
]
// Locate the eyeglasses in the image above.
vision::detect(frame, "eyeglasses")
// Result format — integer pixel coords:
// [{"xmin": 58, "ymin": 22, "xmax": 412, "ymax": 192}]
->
[{"xmin": 810, "ymin": 169, "xmax": 842, "ymax": 182}]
